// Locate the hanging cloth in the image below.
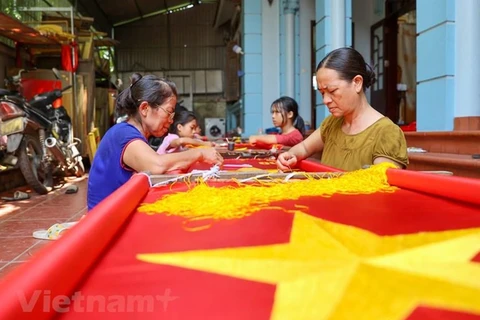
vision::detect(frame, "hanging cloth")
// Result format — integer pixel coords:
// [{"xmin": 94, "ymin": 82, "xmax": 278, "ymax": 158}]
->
[{"xmin": 61, "ymin": 41, "xmax": 79, "ymax": 72}]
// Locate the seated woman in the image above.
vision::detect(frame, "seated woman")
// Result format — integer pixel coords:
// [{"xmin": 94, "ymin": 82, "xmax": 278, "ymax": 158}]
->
[
  {"xmin": 87, "ymin": 73, "xmax": 224, "ymax": 211},
  {"xmin": 157, "ymin": 110, "xmax": 214, "ymax": 155},
  {"xmin": 277, "ymin": 47, "xmax": 408, "ymax": 172},
  {"xmin": 248, "ymin": 96, "xmax": 305, "ymax": 147}
]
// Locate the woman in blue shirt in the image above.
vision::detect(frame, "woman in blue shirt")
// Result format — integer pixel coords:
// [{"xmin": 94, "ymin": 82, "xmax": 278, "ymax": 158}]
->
[{"xmin": 87, "ymin": 73, "xmax": 223, "ymax": 210}]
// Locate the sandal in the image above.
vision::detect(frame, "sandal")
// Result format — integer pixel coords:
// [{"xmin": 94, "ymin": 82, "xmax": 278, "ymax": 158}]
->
[
  {"xmin": 32, "ymin": 221, "xmax": 78, "ymax": 240},
  {"xmin": 65, "ymin": 185, "xmax": 78, "ymax": 194},
  {"xmin": 1, "ymin": 191, "xmax": 31, "ymax": 202}
]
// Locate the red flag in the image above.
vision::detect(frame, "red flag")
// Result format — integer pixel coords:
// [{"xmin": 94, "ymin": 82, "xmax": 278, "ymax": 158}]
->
[{"xmin": 61, "ymin": 42, "xmax": 78, "ymax": 72}]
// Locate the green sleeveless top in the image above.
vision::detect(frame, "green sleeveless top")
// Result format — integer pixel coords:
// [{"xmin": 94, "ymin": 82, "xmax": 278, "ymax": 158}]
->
[{"xmin": 320, "ymin": 115, "xmax": 408, "ymax": 171}]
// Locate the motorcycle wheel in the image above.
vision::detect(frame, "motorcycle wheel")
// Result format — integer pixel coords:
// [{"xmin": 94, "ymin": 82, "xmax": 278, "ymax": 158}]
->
[{"xmin": 18, "ymin": 134, "xmax": 53, "ymax": 195}]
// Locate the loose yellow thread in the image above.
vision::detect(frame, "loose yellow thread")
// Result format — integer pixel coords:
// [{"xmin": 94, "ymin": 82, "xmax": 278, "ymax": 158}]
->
[
  {"xmin": 138, "ymin": 163, "xmax": 398, "ymax": 220},
  {"xmin": 294, "ymin": 204, "xmax": 309, "ymax": 210},
  {"xmin": 237, "ymin": 167, "xmax": 264, "ymax": 172},
  {"xmin": 182, "ymin": 216, "xmax": 214, "ymax": 232}
]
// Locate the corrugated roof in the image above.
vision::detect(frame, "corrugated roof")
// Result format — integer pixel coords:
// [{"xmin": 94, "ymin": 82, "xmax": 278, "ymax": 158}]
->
[
  {"xmin": 75, "ymin": 0, "xmax": 230, "ymax": 28},
  {"xmin": 0, "ymin": 13, "xmax": 60, "ymax": 45}
]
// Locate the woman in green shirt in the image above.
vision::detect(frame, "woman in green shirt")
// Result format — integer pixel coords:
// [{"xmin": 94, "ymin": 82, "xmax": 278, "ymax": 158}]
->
[{"xmin": 277, "ymin": 47, "xmax": 408, "ymax": 171}]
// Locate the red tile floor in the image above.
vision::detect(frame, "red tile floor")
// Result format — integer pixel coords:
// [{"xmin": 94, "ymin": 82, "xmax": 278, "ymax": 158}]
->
[{"xmin": 0, "ymin": 176, "xmax": 88, "ymax": 281}]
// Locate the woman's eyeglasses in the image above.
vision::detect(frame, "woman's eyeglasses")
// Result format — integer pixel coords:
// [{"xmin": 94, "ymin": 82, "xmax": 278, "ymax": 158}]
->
[{"xmin": 158, "ymin": 106, "xmax": 175, "ymax": 120}]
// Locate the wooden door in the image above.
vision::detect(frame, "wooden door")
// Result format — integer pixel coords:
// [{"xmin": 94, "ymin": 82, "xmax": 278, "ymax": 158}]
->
[
  {"xmin": 371, "ymin": 0, "xmax": 416, "ymax": 123},
  {"xmin": 370, "ymin": 21, "xmax": 386, "ymax": 116},
  {"xmin": 370, "ymin": 15, "xmax": 398, "ymax": 122}
]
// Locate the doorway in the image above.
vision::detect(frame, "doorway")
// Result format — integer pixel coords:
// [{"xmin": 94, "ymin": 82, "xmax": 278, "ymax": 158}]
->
[
  {"xmin": 397, "ymin": 11, "xmax": 416, "ymax": 125},
  {"xmin": 370, "ymin": 0, "xmax": 416, "ymax": 125}
]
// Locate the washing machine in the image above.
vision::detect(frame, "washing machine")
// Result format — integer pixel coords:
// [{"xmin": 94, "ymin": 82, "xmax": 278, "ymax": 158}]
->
[{"xmin": 205, "ymin": 118, "xmax": 225, "ymax": 140}]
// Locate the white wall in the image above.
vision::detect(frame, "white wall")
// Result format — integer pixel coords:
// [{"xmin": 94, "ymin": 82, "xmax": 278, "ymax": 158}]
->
[
  {"xmin": 299, "ymin": 0, "xmax": 315, "ymax": 126},
  {"xmin": 353, "ymin": 0, "xmax": 384, "ymax": 62}
]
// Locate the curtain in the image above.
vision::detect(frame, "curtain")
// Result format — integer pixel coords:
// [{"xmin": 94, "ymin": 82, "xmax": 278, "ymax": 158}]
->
[{"xmin": 397, "ymin": 22, "xmax": 416, "ymax": 124}]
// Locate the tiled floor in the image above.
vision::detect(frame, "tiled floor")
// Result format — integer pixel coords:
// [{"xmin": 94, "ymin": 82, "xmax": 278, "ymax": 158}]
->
[{"xmin": 0, "ymin": 176, "xmax": 88, "ymax": 281}]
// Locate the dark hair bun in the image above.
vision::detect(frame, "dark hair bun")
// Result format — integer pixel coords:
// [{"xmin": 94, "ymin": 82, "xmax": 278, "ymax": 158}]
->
[
  {"xmin": 364, "ymin": 64, "xmax": 376, "ymax": 89},
  {"xmin": 130, "ymin": 73, "xmax": 143, "ymax": 87},
  {"xmin": 115, "ymin": 72, "xmax": 177, "ymax": 119}
]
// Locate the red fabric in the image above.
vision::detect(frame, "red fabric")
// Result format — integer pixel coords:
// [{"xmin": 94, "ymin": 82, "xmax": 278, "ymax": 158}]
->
[
  {"xmin": 189, "ymin": 159, "xmax": 333, "ymax": 174},
  {"xmin": 298, "ymin": 159, "xmax": 342, "ymax": 172},
  {"xmin": 1, "ymin": 163, "xmax": 480, "ymax": 319},
  {"xmin": 472, "ymin": 252, "xmax": 480, "ymax": 263},
  {"xmin": 61, "ymin": 42, "xmax": 78, "ymax": 72},
  {"xmin": 406, "ymin": 306, "xmax": 480, "ymax": 320},
  {"xmin": 21, "ymin": 78, "xmax": 62, "ymax": 108},
  {"xmin": 53, "ymin": 182, "xmax": 480, "ymax": 319},
  {"xmin": 0, "ymin": 174, "xmax": 151, "ymax": 320},
  {"xmin": 275, "ymin": 128, "xmax": 303, "ymax": 147},
  {"xmin": 58, "ymin": 190, "xmax": 284, "ymax": 319},
  {"xmin": 400, "ymin": 121, "xmax": 417, "ymax": 132},
  {"xmin": 386, "ymin": 168, "xmax": 480, "ymax": 206}
]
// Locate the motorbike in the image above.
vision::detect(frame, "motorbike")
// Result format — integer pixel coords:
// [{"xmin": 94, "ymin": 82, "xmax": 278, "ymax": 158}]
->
[
  {"xmin": 0, "ymin": 91, "xmax": 28, "ymax": 170},
  {"xmin": 0, "ymin": 69, "xmax": 84, "ymax": 194}
]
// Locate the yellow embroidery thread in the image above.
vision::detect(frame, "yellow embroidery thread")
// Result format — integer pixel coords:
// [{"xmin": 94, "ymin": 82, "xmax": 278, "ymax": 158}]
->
[{"xmin": 138, "ymin": 163, "xmax": 397, "ymax": 220}]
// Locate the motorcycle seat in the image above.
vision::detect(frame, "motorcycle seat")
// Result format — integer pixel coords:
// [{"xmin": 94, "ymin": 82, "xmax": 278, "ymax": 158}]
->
[{"xmin": 0, "ymin": 89, "xmax": 12, "ymax": 96}]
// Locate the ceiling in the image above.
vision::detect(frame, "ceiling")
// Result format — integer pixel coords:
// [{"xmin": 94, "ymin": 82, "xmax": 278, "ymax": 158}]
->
[{"xmin": 74, "ymin": 0, "xmax": 240, "ymax": 35}]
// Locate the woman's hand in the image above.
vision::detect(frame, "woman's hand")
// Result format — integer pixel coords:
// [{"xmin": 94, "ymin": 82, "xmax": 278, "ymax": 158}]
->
[
  {"xmin": 277, "ymin": 152, "xmax": 298, "ymax": 172},
  {"xmin": 200, "ymin": 147, "xmax": 224, "ymax": 166}
]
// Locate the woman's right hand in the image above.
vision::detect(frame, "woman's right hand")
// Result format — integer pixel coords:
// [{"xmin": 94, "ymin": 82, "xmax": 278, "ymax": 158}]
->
[
  {"xmin": 276, "ymin": 152, "xmax": 298, "ymax": 172},
  {"xmin": 200, "ymin": 148, "xmax": 224, "ymax": 166}
]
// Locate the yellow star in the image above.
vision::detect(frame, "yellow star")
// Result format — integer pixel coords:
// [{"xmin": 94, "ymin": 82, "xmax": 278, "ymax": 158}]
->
[{"xmin": 137, "ymin": 212, "xmax": 480, "ymax": 320}]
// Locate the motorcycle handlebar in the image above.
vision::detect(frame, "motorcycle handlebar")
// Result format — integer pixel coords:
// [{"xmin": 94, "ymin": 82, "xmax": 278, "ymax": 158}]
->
[
  {"xmin": 11, "ymin": 69, "xmax": 25, "ymax": 84},
  {"xmin": 16, "ymin": 69, "xmax": 26, "ymax": 78}
]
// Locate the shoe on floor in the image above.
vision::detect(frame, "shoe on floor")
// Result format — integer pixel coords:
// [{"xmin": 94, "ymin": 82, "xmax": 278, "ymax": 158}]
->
[
  {"xmin": 32, "ymin": 221, "xmax": 78, "ymax": 240},
  {"xmin": 65, "ymin": 185, "xmax": 78, "ymax": 194},
  {"xmin": 1, "ymin": 191, "xmax": 30, "ymax": 202}
]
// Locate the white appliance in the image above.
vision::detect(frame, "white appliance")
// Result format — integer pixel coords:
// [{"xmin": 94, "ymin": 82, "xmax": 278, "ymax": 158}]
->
[{"xmin": 205, "ymin": 118, "xmax": 225, "ymax": 140}]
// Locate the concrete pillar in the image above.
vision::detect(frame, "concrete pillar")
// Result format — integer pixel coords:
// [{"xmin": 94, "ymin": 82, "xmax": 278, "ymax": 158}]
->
[
  {"xmin": 283, "ymin": 0, "xmax": 299, "ymax": 98},
  {"xmin": 242, "ymin": 0, "xmax": 263, "ymax": 136},
  {"xmin": 298, "ymin": 0, "xmax": 316, "ymax": 127},
  {"xmin": 314, "ymin": 0, "xmax": 351, "ymax": 128},
  {"xmin": 262, "ymin": 0, "xmax": 280, "ymax": 131},
  {"xmin": 454, "ymin": 0, "xmax": 480, "ymax": 130},
  {"xmin": 416, "ymin": 0, "xmax": 455, "ymax": 131},
  {"xmin": 331, "ymin": 0, "xmax": 346, "ymax": 49}
]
